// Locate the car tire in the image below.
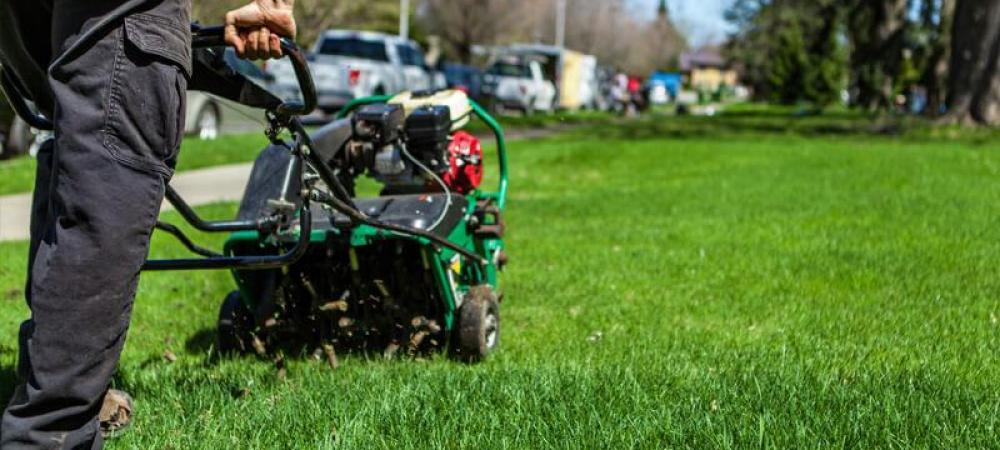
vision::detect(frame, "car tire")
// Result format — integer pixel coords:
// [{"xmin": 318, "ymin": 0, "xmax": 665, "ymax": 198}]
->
[
  {"xmin": 193, "ymin": 103, "xmax": 221, "ymax": 140},
  {"xmin": 2, "ymin": 118, "xmax": 34, "ymax": 160}
]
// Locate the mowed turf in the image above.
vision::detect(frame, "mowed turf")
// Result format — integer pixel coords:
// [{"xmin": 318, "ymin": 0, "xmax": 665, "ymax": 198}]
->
[{"xmin": 1, "ymin": 110, "xmax": 999, "ymax": 448}]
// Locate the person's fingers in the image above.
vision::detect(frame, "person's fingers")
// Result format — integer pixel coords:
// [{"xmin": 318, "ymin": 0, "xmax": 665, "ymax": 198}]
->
[
  {"xmin": 224, "ymin": 3, "xmax": 296, "ymax": 59},
  {"xmin": 258, "ymin": 28, "xmax": 271, "ymax": 60},
  {"xmin": 261, "ymin": 8, "xmax": 296, "ymax": 39},
  {"xmin": 269, "ymin": 34, "xmax": 283, "ymax": 58},
  {"xmin": 228, "ymin": 3, "xmax": 265, "ymax": 28},
  {"xmin": 246, "ymin": 29, "xmax": 261, "ymax": 60},
  {"xmin": 224, "ymin": 12, "xmax": 245, "ymax": 57}
]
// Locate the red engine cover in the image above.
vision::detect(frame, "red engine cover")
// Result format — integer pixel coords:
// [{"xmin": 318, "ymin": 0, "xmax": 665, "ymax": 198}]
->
[{"xmin": 443, "ymin": 131, "xmax": 483, "ymax": 194}]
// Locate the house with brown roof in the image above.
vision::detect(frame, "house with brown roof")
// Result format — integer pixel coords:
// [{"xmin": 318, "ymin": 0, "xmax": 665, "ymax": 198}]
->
[{"xmin": 680, "ymin": 47, "xmax": 738, "ymax": 91}]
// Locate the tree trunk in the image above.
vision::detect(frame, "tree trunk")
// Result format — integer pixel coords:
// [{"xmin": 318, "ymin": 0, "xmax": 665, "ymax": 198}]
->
[
  {"xmin": 922, "ymin": 0, "xmax": 955, "ymax": 118},
  {"xmin": 944, "ymin": 0, "xmax": 1000, "ymax": 126},
  {"xmin": 848, "ymin": 0, "xmax": 908, "ymax": 112}
]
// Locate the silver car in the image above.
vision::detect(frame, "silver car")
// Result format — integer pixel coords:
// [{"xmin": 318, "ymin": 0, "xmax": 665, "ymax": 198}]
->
[{"xmin": 184, "ymin": 49, "xmax": 277, "ymax": 140}]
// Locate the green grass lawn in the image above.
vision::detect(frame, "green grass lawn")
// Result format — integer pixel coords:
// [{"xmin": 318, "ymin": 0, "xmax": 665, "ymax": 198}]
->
[{"xmin": 1, "ymin": 108, "xmax": 1000, "ymax": 448}]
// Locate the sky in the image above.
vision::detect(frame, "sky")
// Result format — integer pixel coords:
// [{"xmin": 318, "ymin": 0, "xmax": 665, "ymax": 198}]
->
[{"xmin": 628, "ymin": 0, "xmax": 736, "ymax": 47}]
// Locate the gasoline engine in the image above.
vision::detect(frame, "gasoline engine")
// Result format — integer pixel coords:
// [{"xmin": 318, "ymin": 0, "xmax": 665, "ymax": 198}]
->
[{"xmin": 345, "ymin": 102, "xmax": 483, "ymax": 195}]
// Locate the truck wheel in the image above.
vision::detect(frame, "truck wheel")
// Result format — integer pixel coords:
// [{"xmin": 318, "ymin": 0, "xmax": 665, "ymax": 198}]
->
[
  {"xmin": 217, "ymin": 291, "xmax": 255, "ymax": 355},
  {"xmin": 454, "ymin": 285, "xmax": 500, "ymax": 362},
  {"xmin": 194, "ymin": 104, "xmax": 220, "ymax": 140}
]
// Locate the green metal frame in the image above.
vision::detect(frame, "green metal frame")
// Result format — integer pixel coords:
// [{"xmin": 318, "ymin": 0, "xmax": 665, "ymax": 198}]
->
[{"xmin": 226, "ymin": 94, "xmax": 509, "ymax": 331}]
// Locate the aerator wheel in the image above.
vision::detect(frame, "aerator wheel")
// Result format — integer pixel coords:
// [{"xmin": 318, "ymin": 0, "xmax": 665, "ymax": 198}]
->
[
  {"xmin": 217, "ymin": 291, "xmax": 255, "ymax": 355},
  {"xmin": 454, "ymin": 286, "xmax": 500, "ymax": 362}
]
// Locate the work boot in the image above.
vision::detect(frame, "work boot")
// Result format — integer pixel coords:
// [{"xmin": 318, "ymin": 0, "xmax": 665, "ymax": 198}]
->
[{"xmin": 99, "ymin": 389, "xmax": 134, "ymax": 439}]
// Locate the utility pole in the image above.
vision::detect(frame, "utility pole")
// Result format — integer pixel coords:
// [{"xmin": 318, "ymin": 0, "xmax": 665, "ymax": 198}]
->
[
  {"xmin": 555, "ymin": 0, "xmax": 566, "ymax": 48},
  {"xmin": 400, "ymin": 0, "xmax": 410, "ymax": 40}
]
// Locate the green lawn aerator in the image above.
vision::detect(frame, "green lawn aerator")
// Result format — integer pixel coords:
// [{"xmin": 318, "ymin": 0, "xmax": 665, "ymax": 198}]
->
[{"xmin": 143, "ymin": 26, "xmax": 509, "ymax": 362}]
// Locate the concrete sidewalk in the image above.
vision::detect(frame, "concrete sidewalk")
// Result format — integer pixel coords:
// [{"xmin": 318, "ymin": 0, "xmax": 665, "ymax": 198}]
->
[{"xmin": 0, "ymin": 163, "xmax": 252, "ymax": 242}]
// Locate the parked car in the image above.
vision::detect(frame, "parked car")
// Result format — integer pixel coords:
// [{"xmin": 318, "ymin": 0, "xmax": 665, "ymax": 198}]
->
[
  {"xmin": 482, "ymin": 58, "xmax": 556, "ymax": 115},
  {"xmin": 443, "ymin": 63, "xmax": 485, "ymax": 101},
  {"xmin": 3, "ymin": 50, "xmax": 273, "ymax": 151},
  {"xmin": 185, "ymin": 48, "xmax": 278, "ymax": 140},
  {"xmin": 500, "ymin": 44, "xmax": 599, "ymax": 110},
  {"xmin": 269, "ymin": 30, "xmax": 436, "ymax": 115},
  {"xmin": 1, "ymin": 89, "xmax": 44, "ymax": 160}
]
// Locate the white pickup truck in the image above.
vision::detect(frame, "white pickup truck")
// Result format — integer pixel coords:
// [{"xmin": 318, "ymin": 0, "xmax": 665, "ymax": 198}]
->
[
  {"xmin": 481, "ymin": 59, "xmax": 556, "ymax": 115},
  {"xmin": 269, "ymin": 30, "xmax": 440, "ymax": 115}
]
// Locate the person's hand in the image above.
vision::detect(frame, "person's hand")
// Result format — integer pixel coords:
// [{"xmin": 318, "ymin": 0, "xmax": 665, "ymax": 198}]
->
[{"xmin": 225, "ymin": 0, "xmax": 296, "ymax": 60}]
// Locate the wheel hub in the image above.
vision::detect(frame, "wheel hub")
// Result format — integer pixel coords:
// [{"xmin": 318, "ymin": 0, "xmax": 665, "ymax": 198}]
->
[{"xmin": 484, "ymin": 312, "xmax": 498, "ymax": 349}]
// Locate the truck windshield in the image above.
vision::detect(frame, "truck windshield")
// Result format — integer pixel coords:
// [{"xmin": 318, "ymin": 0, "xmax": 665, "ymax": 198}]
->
[
  {"xmin": 488, "ymin": 63, "xmax": 529, "ymax": 78},
  {"xmin": 318, "ymin": 38, "xmax": 389, "ymax": 62},
  {"xmin": 395, "ymin": 44, "xmax": 428, "ymax": 68}
]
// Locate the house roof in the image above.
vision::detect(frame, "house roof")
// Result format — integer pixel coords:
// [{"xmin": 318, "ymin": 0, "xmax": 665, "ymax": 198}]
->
[{"xmin": 680, "ymin": 47, "xmax": 727, "ymax": 71}]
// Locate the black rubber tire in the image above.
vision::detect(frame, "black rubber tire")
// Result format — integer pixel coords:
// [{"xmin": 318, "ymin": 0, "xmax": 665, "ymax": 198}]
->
[
  {"xmin": 217, "ymin": 291, "xmax": 255, "ymax": 355},
  {"xmin": 2, "ymin": 118, "xmax": 33, "ymax": 160},
  {"xmin": 454, "ymin": 286, "xmax": 500, "ymax": 362}
]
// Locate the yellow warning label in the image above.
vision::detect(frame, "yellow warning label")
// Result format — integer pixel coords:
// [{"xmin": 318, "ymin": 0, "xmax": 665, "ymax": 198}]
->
[{"xmin": 349, "ymin": 248, "xmax": 359, "ymax": 271}]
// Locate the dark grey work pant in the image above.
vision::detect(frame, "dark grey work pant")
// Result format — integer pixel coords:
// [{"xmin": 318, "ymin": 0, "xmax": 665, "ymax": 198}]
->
[{"xmin": 0, "ymin": 1, "xmax": 191, "ymax": 448}]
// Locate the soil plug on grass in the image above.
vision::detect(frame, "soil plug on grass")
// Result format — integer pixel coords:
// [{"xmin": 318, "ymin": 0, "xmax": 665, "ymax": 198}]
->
[
  {"xmin": 384, "ymin": 341, "xmax": 401, "ymax": 359},
  {"xmin": 252, "ymin": 335, "xmax": 267, "ymax": 357},
  {"xmin": 320, "ymin": 300, "xmax": 349, "ymax": 313},
  {"xmin": 162, "ymin": 350, "xmax": 177, "ymax": 363},
  {"xmin": 322, "ymin": 343, "xmax": 339, "ymax": 370},
  {"xmin": 274, "ymin": 353, "xmax": 287, "ymax": 380},
  {"xmin": 406, "ymin": 317, "xmax": 442, "ymax": 354},
  {"xmin": 408, "ymin": 331, "xmax": 429, "ymax": 353}
]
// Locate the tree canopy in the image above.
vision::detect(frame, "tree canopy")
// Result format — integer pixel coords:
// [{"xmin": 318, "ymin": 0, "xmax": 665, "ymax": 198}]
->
[{"xmin": 724, "ymin": 0, "xmax": 999, "ymax": 126}]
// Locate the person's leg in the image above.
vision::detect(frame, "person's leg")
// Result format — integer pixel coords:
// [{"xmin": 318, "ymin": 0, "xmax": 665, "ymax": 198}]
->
[
  {"xmin": 12, "ymin": 138, "xmax": 55, "ymax": 384},
  {"xmin": 0, "ymin": 1, "xmax": 190, "ymax": 448}
]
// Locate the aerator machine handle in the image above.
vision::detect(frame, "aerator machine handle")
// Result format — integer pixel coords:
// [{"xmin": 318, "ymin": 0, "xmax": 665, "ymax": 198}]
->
[
  {"xmin": 144, "ymin": 25, "xmax": 322, "ymax": 272},
  {"xmin": 191, "ymin": 24, "xmax": 317, "ymax": 118},
  {"xmin": 2, "ymin": 25, "xmax": 318, "ymax": 131}
]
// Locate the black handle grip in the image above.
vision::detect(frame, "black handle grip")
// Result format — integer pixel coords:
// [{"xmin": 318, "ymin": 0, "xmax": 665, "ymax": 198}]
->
[{"xmin": 192, "ymin": 24, "xmax": 316, "ymax": 117}]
